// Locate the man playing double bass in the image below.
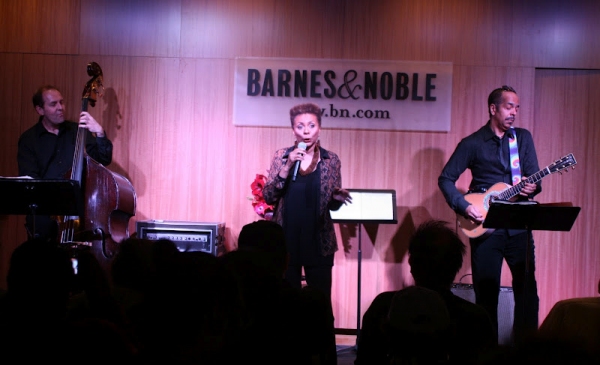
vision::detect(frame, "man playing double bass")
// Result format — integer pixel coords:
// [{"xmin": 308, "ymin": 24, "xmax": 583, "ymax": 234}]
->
[{"xmin": 17, "ymin": 85, "xmax": 113, "ymax": 239}]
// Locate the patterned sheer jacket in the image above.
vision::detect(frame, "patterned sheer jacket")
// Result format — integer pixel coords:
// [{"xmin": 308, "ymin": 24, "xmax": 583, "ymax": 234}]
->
[{"xmin": 263, "ymin": 145, "xmax": 344, "ymax": 256}]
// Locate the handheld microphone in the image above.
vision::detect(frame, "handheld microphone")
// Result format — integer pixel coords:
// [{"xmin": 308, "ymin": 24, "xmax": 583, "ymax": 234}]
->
[{"xmin": 292, "ymin": 142, "xmax": 307, "ymax": 182}]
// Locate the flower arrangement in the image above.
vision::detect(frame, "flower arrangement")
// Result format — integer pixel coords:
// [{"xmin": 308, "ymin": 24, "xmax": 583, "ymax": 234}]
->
[{"xmin": 249, "ymin": 173, "xmax": 274, "ymax": 220}]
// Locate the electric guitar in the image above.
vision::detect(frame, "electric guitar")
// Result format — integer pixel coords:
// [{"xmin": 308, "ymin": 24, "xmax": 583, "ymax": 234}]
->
[{"xmin": 457, "ymin": 153, "xmax": 577, "ymax": 239}]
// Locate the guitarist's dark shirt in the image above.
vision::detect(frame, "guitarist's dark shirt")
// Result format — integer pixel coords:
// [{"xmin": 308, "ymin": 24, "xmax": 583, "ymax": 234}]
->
[
  {"xmin": 17, "ymin": 119, "xmax": 113, "ymax": 179},
  {"xmin": 438, "ymin": 122, "xmax": 541, "ymax": 217}
]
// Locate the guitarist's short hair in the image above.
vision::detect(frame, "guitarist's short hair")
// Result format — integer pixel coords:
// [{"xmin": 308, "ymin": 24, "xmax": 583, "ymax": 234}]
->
[
  {"xmin": 488, "ymin": 85, "xmax": 517, "ymax": 118},
  {"xmin": 408, "ymin": 220, "xmax": 466, "ymax": 290}
]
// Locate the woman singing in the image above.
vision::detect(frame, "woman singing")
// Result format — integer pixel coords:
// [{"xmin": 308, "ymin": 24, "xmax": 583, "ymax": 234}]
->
[{"xmin": 263, "ymin": 102, "xmax": 351, "ymax": 301}]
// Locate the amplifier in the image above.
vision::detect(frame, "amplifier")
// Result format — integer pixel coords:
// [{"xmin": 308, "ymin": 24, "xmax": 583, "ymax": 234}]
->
[
  {"xmin": 135, "ymin": 220, "xmax": 225, "ymax": 256},
  {"xmin": 451, "ymin": 283, "xmax": 515, "ymax": 346}
]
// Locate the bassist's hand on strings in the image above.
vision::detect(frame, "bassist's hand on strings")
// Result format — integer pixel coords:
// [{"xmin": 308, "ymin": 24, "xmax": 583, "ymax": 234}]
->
[
  {"xmin": 79, "ymin": 111, "xmax": 105, "ymax": 137},
  {"xmin": 465, "ymin": 204, "xmax": 484, "ymax": 223}
]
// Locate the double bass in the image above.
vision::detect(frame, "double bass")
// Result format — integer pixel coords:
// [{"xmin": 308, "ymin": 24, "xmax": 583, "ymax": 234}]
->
[{"xmin": 58, "ymin": 62, "xmax": 136, "ymax": 273}]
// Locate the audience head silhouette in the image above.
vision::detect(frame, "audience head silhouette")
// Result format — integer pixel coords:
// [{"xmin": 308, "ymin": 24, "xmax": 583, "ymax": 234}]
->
[
  {"xmin": 408, "ymin": 219, "xmax": 466, "ymax": 291},
  {"xmin": 6, "ymin": 237, "xmax": 75, "ymax": 316},
  {"xmin": 217, "ymin": 220, "xmax": 338, "ymax": 365},
  {"xmin": 237, "ymin": 220, "xmax": 288, "ymax": 276},
  {"xmin": 385, "ymin": 285, "xmax": 453, "ymax": 364},
  {"xmin": 110, "ymin": 237, "xmax": 180, "ymax": 293},
  {"xmin": 238, "ymin": 220, "xmax": 286, "ymax": 252}
]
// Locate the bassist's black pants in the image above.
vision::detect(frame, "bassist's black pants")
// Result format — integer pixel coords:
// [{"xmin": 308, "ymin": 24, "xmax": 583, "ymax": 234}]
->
[{"xmin": 25, "ymin": 214, "xmax": 57, "ymax": 242}]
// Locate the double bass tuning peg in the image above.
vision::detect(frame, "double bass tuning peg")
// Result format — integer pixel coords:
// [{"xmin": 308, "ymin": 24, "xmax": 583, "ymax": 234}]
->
[{"xmin": 87, "ymin": 61, "xmax": 102, "ymax": 77}]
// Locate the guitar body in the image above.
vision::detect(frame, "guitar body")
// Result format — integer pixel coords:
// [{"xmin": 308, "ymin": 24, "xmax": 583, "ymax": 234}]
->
[
  {"xmin": 456, "ymin": 153, "xmax": 577, "ymax": 239},
  {"xmin": 457, "ymin": 182, "xmax": 511, "ymax": 239}
]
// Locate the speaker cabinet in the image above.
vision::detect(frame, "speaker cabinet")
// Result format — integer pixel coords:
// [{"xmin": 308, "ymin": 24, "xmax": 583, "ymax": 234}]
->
[
  {"xmin": 451, "ymin": 283, "xmax": 515, "ymax": 345},
  {"xmin": 136, "ymin": 220, "xmax": 225, "ymax": 256}
]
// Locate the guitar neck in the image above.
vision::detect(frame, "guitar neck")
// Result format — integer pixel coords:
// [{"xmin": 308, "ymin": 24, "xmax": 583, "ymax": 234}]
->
[{"xmin": 496, "ymin": 167, "xmax": 550, "ymax": 200}]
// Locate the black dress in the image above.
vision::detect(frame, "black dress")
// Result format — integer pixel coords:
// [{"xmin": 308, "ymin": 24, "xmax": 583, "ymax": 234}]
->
[{"xmin": 283, "ymin": 163, "xmax": 333, "ymax": 267}]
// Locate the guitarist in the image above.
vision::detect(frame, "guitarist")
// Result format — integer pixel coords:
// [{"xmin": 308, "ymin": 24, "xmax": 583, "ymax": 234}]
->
[
  {"xmin": 438, "ymin": 85, "xmax": 541, "ymax": 345},
  {"xmin": 17, "ymin": 85, "xmax": 113, "ymax": 240}
]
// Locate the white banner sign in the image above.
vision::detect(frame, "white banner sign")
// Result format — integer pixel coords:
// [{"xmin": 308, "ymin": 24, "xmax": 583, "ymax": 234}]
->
[{"xmin": 233, "ymin": 57, "xmax": 452, "ymax": 132}]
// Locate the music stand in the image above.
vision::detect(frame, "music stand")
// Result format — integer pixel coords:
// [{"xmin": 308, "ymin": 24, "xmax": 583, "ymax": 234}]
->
[
  {"xmin": 331, "ymin": 189, "xmax": 398, "ymax": 351},
  {"xmin": 0, "ymin": 179, "xmax": 82, "ymax": 235},
  {"xmin": 484, "ymin": 201, "xmax": 580, "ymax": 233},
  {"xmin": 483, "ymin": 201, "xmax": 580, "ymax": 335}
]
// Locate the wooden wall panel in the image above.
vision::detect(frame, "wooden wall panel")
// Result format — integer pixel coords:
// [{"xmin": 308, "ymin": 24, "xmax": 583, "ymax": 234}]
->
[
  {"xmin": 181, "ymin": 0, "xmax": 259, "ymax": 58},
  {"xmin": 533, "ymin": 69, "xmax": 600, "ymax": 318},
  {"xmin": 0, "ymin": 0, "xmax": 79, "ymax": 54},
  {"xmin": 516, "ymin": 1, "xmax": 600, "ymax": 68},
  {"xmin": 0, "ymin": 0, "xmax": 599, "ymax": 329},
  {"xmin": 181, "ymin": 0, "xmax": 349, "ymax": 59},
  {"xmin": 0, "ymin": 53, "xmax": 25, "ymax": 289},
  {"xmin": 0, "ymin": 54, "xmax": 23, "ymax": 177},
  {"xmin": 80, "ymin": 0, "xmax": 182, "ymax": 57}
]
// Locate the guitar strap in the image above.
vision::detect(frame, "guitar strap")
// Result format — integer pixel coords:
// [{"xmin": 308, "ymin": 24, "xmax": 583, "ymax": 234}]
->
[{"xmin": 508, "ymin": 127, "xmax": 521, "ymax": 185}]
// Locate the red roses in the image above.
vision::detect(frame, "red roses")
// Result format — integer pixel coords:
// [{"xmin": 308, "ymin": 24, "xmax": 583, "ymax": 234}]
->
[{"xmin": 249, "ymin": 173, "xmax": 274, "ymax": 219}]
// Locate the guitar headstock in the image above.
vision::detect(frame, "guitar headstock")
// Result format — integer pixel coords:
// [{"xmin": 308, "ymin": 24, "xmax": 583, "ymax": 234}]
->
[
  {"xmin": 549, "ymin": 153, "xmax": 577, "ymax": 174},
  {"xmin": 82, "ymin": 61, "xmax": 104, "ymax": 108}
]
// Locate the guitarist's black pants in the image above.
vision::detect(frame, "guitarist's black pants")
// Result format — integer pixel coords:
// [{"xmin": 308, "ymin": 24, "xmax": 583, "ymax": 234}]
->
[{"xmin": 470, "ymin": 229, "xmax": 539, "ymax": 345}]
